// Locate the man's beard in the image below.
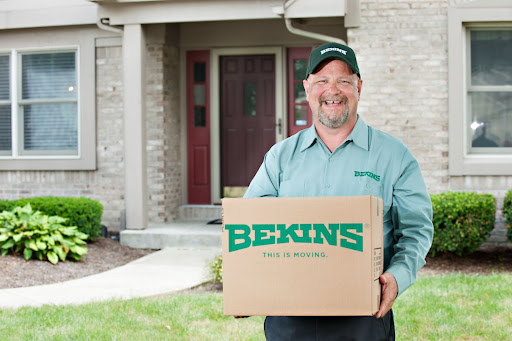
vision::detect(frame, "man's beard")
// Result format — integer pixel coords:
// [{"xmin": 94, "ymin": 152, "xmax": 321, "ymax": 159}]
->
[{"xmin": 317, "ymin": 96, "xmax": 349, "ymax": 128}]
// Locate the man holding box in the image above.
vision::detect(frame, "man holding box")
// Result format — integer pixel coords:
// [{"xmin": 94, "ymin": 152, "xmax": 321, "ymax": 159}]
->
[{"xmin": 243, "ymin": 42, "xmax": 434, "ymax": 340}]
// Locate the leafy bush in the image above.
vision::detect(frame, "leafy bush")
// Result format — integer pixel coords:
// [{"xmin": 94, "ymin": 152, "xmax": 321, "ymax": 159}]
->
[
  {"xmin": 430, "ymin": 192, "xmax": 496, "ymax": 256},
  {"xmin": 0, "ymin": 204, "xmax": 88, "ymax": 264},
  {"xmin": 0, "ymin": 196, "xmax": 102, "ymax": 241},
  {"xmin": 504, "ymin": 190, "xmax": 512, "ymax": 242},
  {"xmin": 209, "ymin": 256, "xmax": 223, "ymax": 284}
]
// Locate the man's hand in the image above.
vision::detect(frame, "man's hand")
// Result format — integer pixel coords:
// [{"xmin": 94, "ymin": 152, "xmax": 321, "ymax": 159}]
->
[{"xmin": 375, "ymin": 272, "xmax": 398, "ymax": 319}]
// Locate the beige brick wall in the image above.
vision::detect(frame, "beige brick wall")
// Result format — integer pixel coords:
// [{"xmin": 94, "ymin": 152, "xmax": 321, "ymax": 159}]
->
[
  {"xmin": 349, "ymin": 0, "xmax": 511, "ymax": 245},
  {"xmin": 145, "ymin": 26, "xmax": 182, "ymax": 224},
  {"xmin": 94, "ymin": 45, "xmax": 126, "ymax": 230},
  {"xmin": 350, "ymin": 0, "xmax": 450, "ymax": 193}
]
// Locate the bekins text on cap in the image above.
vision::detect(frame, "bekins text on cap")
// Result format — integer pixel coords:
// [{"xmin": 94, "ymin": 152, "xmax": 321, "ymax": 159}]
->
[{"xmin": 305, "ymin": 42, "xmax": 360, "ymax": 79}]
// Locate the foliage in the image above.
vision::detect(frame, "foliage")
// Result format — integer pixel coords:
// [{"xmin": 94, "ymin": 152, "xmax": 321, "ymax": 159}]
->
[
  {"xmin": 430, "ymin": 192, "xmax": 496, "ymax": 256},
  {"xmin": 504, "ymin": 190, "xmax": 512, "ymax": 242},
  {"xmin": 0, "ymin": 196, "xmax": 103, "ymax": 241},
  {"xmin": 0, "ymin": 204, "xmax": 88, "ymax": 264},
  {"xmin": 209, "ymin": 255, "xmax": 223, "ymax": 283}
]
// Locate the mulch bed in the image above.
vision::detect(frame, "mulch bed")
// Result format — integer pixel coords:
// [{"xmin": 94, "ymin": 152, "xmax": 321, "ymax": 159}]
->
[
  {"xmin": 0, "ymin": 238, "xmax": 154, "ymax": 289},
  {"xmin": 419, "ymin": 246, "xmax": 512, "ymax": 276},
  {"xmin": 1, "ymin": 238, "xmax": 511, "ymax": 290}
]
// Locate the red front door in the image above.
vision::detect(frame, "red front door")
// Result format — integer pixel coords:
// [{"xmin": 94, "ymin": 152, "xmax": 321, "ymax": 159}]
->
[{"xmin": 220, "ymin": 55, "xmax": 276, "ymax": 196}]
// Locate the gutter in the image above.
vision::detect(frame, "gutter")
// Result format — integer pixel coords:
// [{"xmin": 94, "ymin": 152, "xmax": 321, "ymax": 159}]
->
[
  {"xmin": 97, "ymin": 17, "xmax": 123, "ymax": 34},
  {"xmin": 284, "ymin": 18, "xmax": 346, "ymax": 45},
  {"xmin": 274, "ymin": 0, "xmax": 349, "ymax": 45}
]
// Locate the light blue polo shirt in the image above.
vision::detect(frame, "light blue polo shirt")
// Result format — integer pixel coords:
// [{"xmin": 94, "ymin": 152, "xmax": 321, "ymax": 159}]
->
[{"xmin": 244, "ymin": 115, "xmax": 433, "ymax": 296}]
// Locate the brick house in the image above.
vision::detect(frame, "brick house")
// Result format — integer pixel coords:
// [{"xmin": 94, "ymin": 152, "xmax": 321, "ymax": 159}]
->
[{"xmin": 0, "ymin": 0, "xmax": 511, "ymax": 246}]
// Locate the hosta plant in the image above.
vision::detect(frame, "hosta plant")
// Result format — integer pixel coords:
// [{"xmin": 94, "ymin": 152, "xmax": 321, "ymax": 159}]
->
[{"xmin": 0, "ymin": 204, "xmax": 88, "ymax": 264}]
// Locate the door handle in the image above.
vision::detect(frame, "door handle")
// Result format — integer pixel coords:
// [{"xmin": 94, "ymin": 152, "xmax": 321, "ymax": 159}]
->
[{"xmin": 276, "ymin": 118, "xmax": 282, "ymax": 135}]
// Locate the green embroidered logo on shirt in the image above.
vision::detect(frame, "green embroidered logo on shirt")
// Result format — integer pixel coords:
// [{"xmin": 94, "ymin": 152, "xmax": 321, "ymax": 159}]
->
[{"xmin": 354, "ymin": 171, "xmax": 381, "ymax": 182}]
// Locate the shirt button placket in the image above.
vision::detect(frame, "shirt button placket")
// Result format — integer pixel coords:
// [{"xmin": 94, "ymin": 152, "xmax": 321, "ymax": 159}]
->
[{"xmin": 325, "ymin": 157, "xmax": 332, "ymax": 190}]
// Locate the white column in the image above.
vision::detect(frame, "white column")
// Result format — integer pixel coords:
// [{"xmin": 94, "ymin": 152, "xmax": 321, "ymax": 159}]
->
[{"xmin": 123, "ymin": 24, "xmax": 148, "ymax": 230}]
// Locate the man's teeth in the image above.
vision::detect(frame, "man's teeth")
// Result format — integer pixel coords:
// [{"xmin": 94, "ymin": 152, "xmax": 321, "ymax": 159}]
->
[{"xmin": 325, "ymin": 101, "xmax": 341, "ymax": 104}]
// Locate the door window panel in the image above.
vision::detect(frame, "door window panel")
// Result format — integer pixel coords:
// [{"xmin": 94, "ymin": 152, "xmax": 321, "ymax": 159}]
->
[
  {"xmin": 244, "ymin": 82, "xmax": 256, "ymax": 116},
  {"xmin": 288, "ymin": 48, "xmax": 312, "ymax": 136},
  {"xmin": 193, "ymin": 62, "xmax": 207, "ymax": 127}
]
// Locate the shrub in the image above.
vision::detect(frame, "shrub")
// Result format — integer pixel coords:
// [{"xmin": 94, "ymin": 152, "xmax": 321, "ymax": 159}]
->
[
  {"xmin": 504, "ymin": 190, "xmax": 512, "ymax": 242},
  {"xmin": 429, "ymin": 192, "xmax": 496, "ymax": 256},
  {"xmin": 0, "ymin": 204, "xmax": 88, "ymax": 264},
  {"xmin": 209, "ymin": 256, "xmax": 223, "ymax": 284},
  {"xmin": 0, "ymin": 197, "xmax": 102, "ymax": 241}
]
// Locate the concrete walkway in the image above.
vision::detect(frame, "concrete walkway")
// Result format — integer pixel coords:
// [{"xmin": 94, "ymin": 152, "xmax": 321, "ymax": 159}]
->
[{"xmin": 0, "ymin": 247, "xmax": 221, "ymax": 310}]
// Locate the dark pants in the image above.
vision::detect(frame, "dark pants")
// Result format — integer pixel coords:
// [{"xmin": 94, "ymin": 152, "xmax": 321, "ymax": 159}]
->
[{"xmin": 264, "ymin": 310, "xmax": 395, "ymax": 341}]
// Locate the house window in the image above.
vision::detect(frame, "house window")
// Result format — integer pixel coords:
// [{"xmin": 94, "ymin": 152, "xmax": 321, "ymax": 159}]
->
[
  {"xmin": 467, "ymin": 28, "xmax": 512, "ymax": 154},
  {"xmin": 448, "ymin": 1, "xmax": 512, "ymax": 175},
  {"xmin": 0, "ymin": 50, "xmax": 78, "ymax": 158}
]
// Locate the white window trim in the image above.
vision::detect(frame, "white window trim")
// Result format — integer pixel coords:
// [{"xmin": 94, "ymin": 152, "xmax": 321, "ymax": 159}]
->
[
  {"xmin": 448, "ymin": 2, "xmax": 512, "ymax": 175},
  {"xmin": 0, "ymin": 32, "xmax": 96, "ymax": 171},
  {"xmin": 9, "ymin": 47, "xmax": 81, "ymax": 159}
]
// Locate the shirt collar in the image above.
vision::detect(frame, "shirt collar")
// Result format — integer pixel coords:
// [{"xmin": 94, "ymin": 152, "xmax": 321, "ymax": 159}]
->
[
  {"xmin": 300, "ymin": 115, "xmax": 369, "ymax": 152},
  {"xmin": 348, "ymin": 115, "xmax": 369, "ymax": 151}
]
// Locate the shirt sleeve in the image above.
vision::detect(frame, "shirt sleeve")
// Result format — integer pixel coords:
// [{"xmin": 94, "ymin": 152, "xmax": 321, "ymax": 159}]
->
[
  {"xmin": 243, "ymin": 147, "xmax": 280, "ymax": 198},
  {"xmin": 385, "ymin": 149, "xmax": 434, "ymax": 296}
]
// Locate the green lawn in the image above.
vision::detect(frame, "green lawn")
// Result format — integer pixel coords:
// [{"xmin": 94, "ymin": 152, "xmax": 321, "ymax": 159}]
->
[{"xmin": 1, "ymin": 274, "xmax": 510, "ymax": 340}]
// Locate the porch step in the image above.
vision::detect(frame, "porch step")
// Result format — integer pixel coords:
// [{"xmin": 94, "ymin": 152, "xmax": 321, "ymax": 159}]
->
[
  {"xmin": 120, "ymin": 221, "xmax": 222, "ymax": 250},
  {"xmin": 178, "ymin": 205, "xmax": 222, "ymax": 222}
]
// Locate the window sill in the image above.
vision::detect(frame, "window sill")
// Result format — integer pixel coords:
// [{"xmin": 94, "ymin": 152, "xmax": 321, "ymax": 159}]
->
[
  {"xmin": 0, "ymin": 157, "xmax": 96, "ymax": 171},
  {"xmin": 449, "ymin": 154, "xmax": 512, "ymax": 176}
]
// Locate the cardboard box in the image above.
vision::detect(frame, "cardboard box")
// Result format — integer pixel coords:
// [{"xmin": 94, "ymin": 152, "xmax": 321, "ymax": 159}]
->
[{"xmin": 222, "ymin": 196, "xmax": 383, "ymax": 316}]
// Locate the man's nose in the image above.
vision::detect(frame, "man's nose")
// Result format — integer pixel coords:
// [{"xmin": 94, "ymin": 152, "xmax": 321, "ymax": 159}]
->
[{"xmin": 328, "ymin": 81, "xmax": 341, "ymax": 94}]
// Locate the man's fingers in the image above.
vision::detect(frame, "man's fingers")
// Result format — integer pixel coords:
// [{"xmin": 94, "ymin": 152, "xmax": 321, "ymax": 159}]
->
[{"xmin": 375, "ymin": 272, "xmax": 398, "ymax": 319}]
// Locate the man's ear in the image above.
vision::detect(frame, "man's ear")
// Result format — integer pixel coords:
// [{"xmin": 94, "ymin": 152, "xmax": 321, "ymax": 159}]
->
[
  {"xmin": 357, "ymin": 78, "xmax": 363, "ymax": 100},
  {"xmin": 303, "ymin": 79, "xmax": 310, "ymax": 101}
]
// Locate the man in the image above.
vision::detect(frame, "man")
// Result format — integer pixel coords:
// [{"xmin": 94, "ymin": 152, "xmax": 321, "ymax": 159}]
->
[{"xmin": 242, "ymin": 42, "xmax": 434, "ymax": 340}]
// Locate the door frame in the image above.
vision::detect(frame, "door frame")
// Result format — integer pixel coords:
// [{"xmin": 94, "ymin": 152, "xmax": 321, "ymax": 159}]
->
[{"xmin": 211, "ymin": 47, "xmax": 285, "ymax": 204}]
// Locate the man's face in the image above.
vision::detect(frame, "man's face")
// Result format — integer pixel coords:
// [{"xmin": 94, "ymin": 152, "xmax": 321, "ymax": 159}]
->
[{"xmin": 303, "ymin": 59, "xmax": 362, "ymax": 129}]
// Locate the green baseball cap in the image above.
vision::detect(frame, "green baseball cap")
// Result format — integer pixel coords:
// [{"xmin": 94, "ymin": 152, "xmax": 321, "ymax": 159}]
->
[{"xmin": 305, "ymin": 42, "xmax": 360, "ymax": 79}]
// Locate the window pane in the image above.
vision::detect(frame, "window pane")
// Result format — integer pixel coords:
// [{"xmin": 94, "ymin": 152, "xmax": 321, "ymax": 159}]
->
[
  {"xmin": 0, "ymin": 105, "xmax": 11, "ymax": 153},
  {"xmin": 294, "ymin": 82, "xmax": 306, "ymax": 103},
  {"xmin": 469, "ymin": 92, "xmax": 512, "ymax": 149},
  {"xmin": 194, "ymin": 107, "xmax": 206, "ymax": 127},
  {"xmin": 194, "ymin": 84, "xmax": 206, "ymax": 106},
  {"xmin": 22, "ymin": 103, "xmax": 77, "ymax": 152},
  {"xmin": 471, "ymin": 30, "xmax": 512, "ymax": 86},
  {"xmin": 194, "ymin": 62, "xmax": 206, "ymax": 82},
  {"xmin": 0, "ymin": 55, "xmax": 9, "ymax": 101},
  {"xmin": 244, "ymin": 82, "xmax": 256, "ymax": 116},
  {"xmin": 295, "ymin": 104, "xmax": 308, "ymax": 126},
  {"xmin": 22, "ymin": 52, "xmax": 76, "ymax": 100},
  {"xmin": 294, "ymin": 59, "xmax": 307, "ymax": 80}
]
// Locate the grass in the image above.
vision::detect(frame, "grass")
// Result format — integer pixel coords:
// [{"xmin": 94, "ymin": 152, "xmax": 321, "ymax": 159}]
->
[
  {"xmin": 394, "ymin": 273, "xmax": 512, "ymax": 340},
  {"xmin": 0, "ymin": 274, "xmax": 511, "ymax": 340}
]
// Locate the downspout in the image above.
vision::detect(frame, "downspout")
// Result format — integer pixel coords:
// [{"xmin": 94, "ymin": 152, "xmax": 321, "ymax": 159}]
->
[
  {"xmin": 97, "ymin": 17, "xmax": 123, "ymax": 34},
  {"xmin": 275, "ymin": 0, "xmax": 346, "ymax": 45},
  {"xmin": 284, "ymin": 18, "xmax": 346, "ymax": 45}
]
